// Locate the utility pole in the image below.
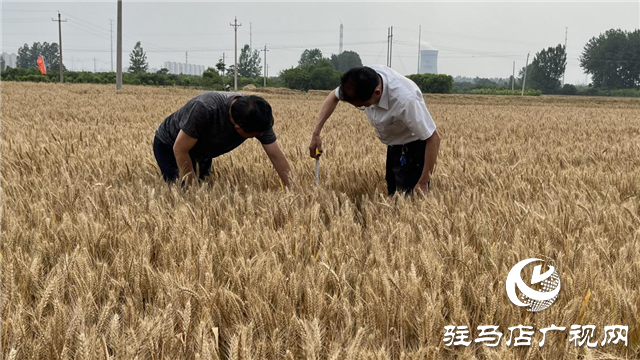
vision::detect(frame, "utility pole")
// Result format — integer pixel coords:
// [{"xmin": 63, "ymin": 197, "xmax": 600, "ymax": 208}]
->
[
  {"xmin": 222, "ymin": 53, "xmax": 226, "ymax": 76},
  {"xmin": 339, "ymin": 21, "xmax": 343, "ymax": 54},
  {"xmin": 512, "ymin": 61, "xmax": 515, "ymax": 91},
  {"xmin": 386, "ymin": 27, "xmax": 390, "ymax": 67},
  {"xmin": 417, "ymin": 25, "xmax": 421, "ymax": 74},
  {"xmin": 185, "ymin": 51, "xmax": 188, "ymax": 74},
  {"xmin": 562, "ymin": 27, "xmax": 568, "ymax": 86},
  {"xmin": 230, "ymin": 17, "xmax": 242, "ymax": 91},
  {"xmin": 110, "ymin": 19, "xmax": 114, "ymax": 72},
  {"xmin": 116, "ymin": 0, "xmax": 122, "ymax": 90},
  {"xmin": 389, "ymin": 26, "xmax": 393, "ymax": 68},
  {"xmin": 521, "ymin": 52, "xmax": 530, "ymax": 96},
  {"xmin": 51, "ymin": 12, "xmax": 67, "ymax": 83},
  {"xmin": 262, "ymin": 45, "xmax": 269, "ymax": 87}
]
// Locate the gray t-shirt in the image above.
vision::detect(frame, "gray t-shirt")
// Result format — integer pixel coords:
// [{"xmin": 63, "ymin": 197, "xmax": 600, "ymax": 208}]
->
[{"xmin": 155, "ymin": 92, "xmax": 277, "ymax": 159}]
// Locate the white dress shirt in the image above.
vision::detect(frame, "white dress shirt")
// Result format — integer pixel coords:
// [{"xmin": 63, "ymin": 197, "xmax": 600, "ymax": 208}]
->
[{"xmin": 336, "ymin": 65, "xmax": 437, "ymax": 146}]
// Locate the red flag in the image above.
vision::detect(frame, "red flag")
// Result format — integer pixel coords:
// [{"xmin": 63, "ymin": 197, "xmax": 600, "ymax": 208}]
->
[{"xmin": 36, "ymin": 55, "xmax": 47, "ymax": 74}]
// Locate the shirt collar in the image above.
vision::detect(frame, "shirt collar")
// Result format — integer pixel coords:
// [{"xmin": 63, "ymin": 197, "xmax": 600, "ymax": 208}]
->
[
  {"xmin": 228, "ymin": 93, "xmax": 242, "ymax": 107},
  {"xmin": 376, "ymin": 73, "xmax": 389, "ymax": 110}
]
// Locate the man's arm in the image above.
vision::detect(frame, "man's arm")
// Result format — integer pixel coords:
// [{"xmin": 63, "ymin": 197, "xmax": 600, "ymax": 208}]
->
[
  {"xmin": 309, "ymin": 89, "xmax": 340, "ymax": 158},
  {"xmin": 415, "ymin": 130, "xmax": 441, "ymax": 194},
  {"xmin": 173, "ymin": 130, "xmax": 198, "ymax": 186},
  {"xmin": 262, "ymin": 140, "xmax": 292, "ymax": 188}
]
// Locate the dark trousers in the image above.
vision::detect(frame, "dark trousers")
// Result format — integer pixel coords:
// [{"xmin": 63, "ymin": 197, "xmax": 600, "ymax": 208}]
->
[
  {"xmin": 153, "ymin": 136, "xmax": 212, "ymax": 183},
  {"xmin": 385, "ymin": 139, "xmax": 428, "ymax": 196}
]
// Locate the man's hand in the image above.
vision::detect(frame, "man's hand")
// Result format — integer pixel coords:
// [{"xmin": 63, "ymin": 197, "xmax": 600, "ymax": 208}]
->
[
  {"xmin": 263, "ymin": 141, "xmax": 292, "ymax": 189},
  {"xmin": 309, "ymin": 133, "xmax": 323, "ymax": 158},
  {"xmin": 174, "ymin": 130, "xmax": 198, "ymax": 186},
  {"xmin": 414, "ymin": 177, "xmax": 430, "ymax": 196},
  {"xmin": 309, "ymin": 90, "xmax": 339, "ymax": 158},
  {"xmin": 415, "ymin": 130, "xmax": 440, "ymax": 196}
]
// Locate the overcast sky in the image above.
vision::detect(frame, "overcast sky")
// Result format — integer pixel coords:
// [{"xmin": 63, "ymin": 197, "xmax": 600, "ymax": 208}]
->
[{"xmin": 2, "ymin": 1, "xmax": 638, "ymax": 84}]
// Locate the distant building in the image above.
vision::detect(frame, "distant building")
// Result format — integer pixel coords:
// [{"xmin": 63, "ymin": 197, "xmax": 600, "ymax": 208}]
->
[
  {"xmin": 1, "ymin": 52, "xmax": 17, "ymax": 70},
  {"xmin": 419, "ymin": 49, "xmax": 438, "ymax": 75},
  {"xmin": 163, "ymin": 61, "xmax": 205, "ymax": 75}
]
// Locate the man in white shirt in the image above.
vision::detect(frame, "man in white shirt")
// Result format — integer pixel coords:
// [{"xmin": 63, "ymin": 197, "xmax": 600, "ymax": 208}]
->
[{"xmin": 308, "ymin": 65, "xmax": 441, "ymax": 195}]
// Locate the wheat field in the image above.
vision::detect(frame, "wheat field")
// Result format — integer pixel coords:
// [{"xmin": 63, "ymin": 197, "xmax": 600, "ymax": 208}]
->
[{"xmin": 1, "ymin": 82, "xmax": 638, "ymax": 360}]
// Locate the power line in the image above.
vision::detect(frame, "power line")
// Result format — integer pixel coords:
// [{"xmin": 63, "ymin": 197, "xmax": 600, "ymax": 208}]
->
[
  {"xmin": 394, "ymin": 40, "xmax": 524, "ymax": 61},
  {"xmin": 62, "ymin": 11, "xmax": 173, "ymax": 52},
  {"xmin": 2, "ymin": 19, "xmax": 53, "ymax": 23},
  {"xmin": 373, "ymin": 42, "xmax": 386, "ymax": 64},
  {"xmin": 2, "ymin": 9, "xmax": 52, "ymax": 13},
  {"xmin": 393, "ymin": 25, "xmax": 582, "ymax": 52},
  {"xmin": 14, "ymin": 39, "xmax": 387, "ymax": 56},
  {"xmin": 65, "ymin": 23, "xmax": 112, "ymax": 41},
  {"xmin": 269, "ymin": 40, "xmax": 385, "ymax": 50}
]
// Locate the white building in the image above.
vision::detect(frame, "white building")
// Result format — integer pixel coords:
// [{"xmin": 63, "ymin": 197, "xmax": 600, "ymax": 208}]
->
[
  {"xmin": 419, "ymin": 49, "xmax": 438, "ymax": 75},
  {"xmin": 163, "ymin": 61, "xmax": 205, "ymax": 75},
  {"xmin": 1, "ymin": 52, "xmax": 18, "ymax": 69}
]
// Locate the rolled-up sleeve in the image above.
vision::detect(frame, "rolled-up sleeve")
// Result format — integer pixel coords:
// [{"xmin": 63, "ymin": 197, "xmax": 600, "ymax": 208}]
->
[
  {"xmin": 178, "ymin": 100, "xmax": 208, "ymax": 139},
  {"xmin": 401, "ymin": 97, "xmax": 436, "ymax": 140},
  {"xmin": 257, "ymin": 127, "xmax": 277, "ymax": 145}
]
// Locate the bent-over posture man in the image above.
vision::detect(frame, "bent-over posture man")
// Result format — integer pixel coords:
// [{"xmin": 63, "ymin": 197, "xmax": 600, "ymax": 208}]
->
[
  {"xmin": 154, "ymin": 92, "xmax": 291, "ymax": 187},
  {"xmin": 309, "ymin": 65, "xmax": 441, "ymax": 195}
]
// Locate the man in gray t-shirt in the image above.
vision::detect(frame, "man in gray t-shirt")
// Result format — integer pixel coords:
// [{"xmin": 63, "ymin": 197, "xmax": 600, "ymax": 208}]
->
[{"xmin": 153, "ymin": 92, "xmax": 291, "ymax": 187}]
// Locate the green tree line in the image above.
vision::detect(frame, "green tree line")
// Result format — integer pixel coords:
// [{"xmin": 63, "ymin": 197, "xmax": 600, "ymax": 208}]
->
[
  {"xmin": 5, "ymin": 28, "xmax": 638, "ymax": 96},
  {"xmin": 0, "ymin": 66, "xmax": 284, "ymax": 89}
]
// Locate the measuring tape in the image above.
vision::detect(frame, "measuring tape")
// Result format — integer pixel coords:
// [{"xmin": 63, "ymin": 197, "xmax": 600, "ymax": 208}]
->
[{"xmin": 315, "ymin": 148, "xmax": 321, "ymax": 186}]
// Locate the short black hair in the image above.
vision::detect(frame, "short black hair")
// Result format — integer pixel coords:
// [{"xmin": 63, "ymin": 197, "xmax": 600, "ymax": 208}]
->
[
  {"xmin": 339, "ymin": 67, "xmax": 380, "ymax": 102},
  {"xmin": 230, "ymin": 95, "xmax": 274, "ymax": 133}
]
